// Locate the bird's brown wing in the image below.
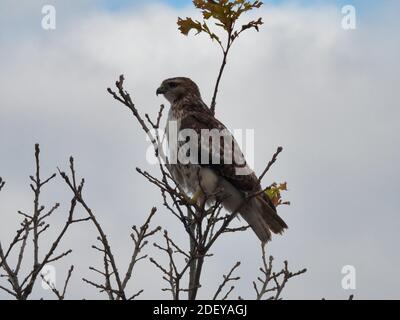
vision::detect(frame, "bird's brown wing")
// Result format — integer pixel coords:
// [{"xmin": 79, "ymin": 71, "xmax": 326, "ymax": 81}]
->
[{"xmin": 179, "ymin": 110, "xmax": 261, "ymax": 193}]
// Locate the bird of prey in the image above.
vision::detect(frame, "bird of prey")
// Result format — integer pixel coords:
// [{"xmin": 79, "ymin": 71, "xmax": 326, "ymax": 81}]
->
[{"xmin": 156, "ymin": 77, "xmax": 287, "ymax": 242}]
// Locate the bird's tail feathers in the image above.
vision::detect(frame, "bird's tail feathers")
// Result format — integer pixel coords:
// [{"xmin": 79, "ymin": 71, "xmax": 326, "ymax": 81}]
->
[{"xmin": 239, "ymin": 195, "xmax": 288, "ymax": 243}]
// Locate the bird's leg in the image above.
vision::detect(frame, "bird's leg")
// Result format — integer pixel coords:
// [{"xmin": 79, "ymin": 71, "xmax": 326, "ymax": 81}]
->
[
  {"xmin": 180, "ymin": 189, "xmax": 203, "ymax": 206},
  {"xmin": 179, "ymin": 188, "xmax": 207, "ymax": 208},
  {"xmin": 190, "ymin": 188, "xmax": 204, "ymax": 206}
]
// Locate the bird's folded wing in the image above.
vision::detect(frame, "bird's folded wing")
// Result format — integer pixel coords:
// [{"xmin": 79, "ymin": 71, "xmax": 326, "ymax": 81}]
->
[{"xmin": 179, "ymin": 111, "xmax": 261, "ymax": 192}]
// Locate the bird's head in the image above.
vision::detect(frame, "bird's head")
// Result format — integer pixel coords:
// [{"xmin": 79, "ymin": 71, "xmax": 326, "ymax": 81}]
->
[{"xmin": 156, "ymin": 77, "xmax": 201, "ymax": 103}]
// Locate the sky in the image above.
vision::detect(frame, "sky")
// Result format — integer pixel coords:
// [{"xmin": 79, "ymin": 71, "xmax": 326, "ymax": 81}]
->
[{"xmin": 0, "ymin": 0, "xmax": 399, "ymax": 300}]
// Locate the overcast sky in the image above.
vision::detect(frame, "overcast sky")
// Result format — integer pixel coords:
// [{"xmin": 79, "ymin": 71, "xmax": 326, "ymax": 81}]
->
[{"xmin": 0, "ymin": 0, "xmax": 399, "ymax": 300}]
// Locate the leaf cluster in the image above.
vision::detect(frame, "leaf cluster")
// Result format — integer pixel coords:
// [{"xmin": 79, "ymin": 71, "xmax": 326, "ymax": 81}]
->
[
  {"xmin": 178, "ymin": 0, "xmax": 264, "ymax": 50},
  {"xmin": 265, "ymin": 182, "xmax": 290, "ymax": 207}
]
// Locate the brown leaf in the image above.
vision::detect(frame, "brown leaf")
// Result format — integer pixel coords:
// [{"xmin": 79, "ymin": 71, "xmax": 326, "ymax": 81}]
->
[
  {"xmin": 177, "ymin": 17, "xmax": 203, "ymax": 35},
  {"xmin": 265, "ymin": 182, "xmax": 290, "ymax": 207}
]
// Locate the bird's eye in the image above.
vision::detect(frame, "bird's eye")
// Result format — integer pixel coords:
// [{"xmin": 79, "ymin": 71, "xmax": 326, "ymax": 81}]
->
[{"xmin": 169, "ymin": 82, "xmax": 178, "ymax": 88}]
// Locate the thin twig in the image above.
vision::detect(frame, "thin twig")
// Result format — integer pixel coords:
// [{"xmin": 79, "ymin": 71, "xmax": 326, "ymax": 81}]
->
[
  {"xmin": 213, "ymin": 261, "xmax": 240, "ymax": 300},
  {"xmin": 0, "ymin": 145, "xmax": 86, "ymax": 300},
  {"xmin": 258, "ymin": 146, "xmax": 283, "ymax": 183}
]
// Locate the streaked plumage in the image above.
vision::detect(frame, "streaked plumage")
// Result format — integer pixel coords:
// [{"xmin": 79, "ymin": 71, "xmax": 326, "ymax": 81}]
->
[{"xmin": 156, "ymin": 77, "xmax": 287, "ymax": 242}]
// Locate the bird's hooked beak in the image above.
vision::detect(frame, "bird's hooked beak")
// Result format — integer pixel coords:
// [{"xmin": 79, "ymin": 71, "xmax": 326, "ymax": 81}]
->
[{"xmin": 156, "ymin": 85, "xmax": 167, "ymax": 96}]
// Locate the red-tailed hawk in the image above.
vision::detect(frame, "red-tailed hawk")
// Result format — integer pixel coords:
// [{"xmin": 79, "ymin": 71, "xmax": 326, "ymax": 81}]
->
[{"xmin": 156, "ymin": 77, "xmax": 287, "ymax": 242}]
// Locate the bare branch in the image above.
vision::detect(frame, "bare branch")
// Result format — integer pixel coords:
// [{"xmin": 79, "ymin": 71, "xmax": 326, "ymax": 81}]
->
[
  {"xmin": 121, "ymin": 207, "xmax": 161, "ymax": 290},
  {"xmin": 145, "ymin": 104, "xmax": 165, "ymax": 129},
  {"xmin": 128, "ymin": 289, "xmax": 144, "ymax": 300},
  {"xmin": 40, "ymin": 265, "xmax": 74, "ymax": 300},
  {"xmin": 258, "ymin": 146, "xmax": 283, "ymax": 183},
  {"xmin": 252, "ymin": 245, "xmax": 307, "ymax": 300},
  {"xmin": 0, "ymin": 177, "xmax": 5, "ymax": 192},
  {"xmin": 0, "ymin": 145, "xmax": 89, "ymax": 300},
  {"xmin": 14, "ymin": 221, "xmax": 29, "ymax": 275},
  {"xmin": 213, "ymin": 261, "xmax": 241, "ymax": 300},
  {"xmin": 58, "ymin": 158, "xmax": 127, "ymax": 300}
]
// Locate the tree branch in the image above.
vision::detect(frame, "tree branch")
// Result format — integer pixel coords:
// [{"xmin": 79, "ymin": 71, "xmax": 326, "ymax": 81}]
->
[{"xmin": 213, "ymin": 261, "xmax": 240, "ymax": 300}]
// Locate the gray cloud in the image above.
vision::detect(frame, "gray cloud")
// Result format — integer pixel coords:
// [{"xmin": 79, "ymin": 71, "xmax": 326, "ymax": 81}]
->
[{"xmin": 0, "ymin": 1, "xmax": 399, "ymax": 299}]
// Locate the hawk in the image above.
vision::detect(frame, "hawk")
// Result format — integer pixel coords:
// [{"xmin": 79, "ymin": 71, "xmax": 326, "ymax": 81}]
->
[{"xmin": 156, "ymin": 77, "xmax": 287, "ymax": 242}]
